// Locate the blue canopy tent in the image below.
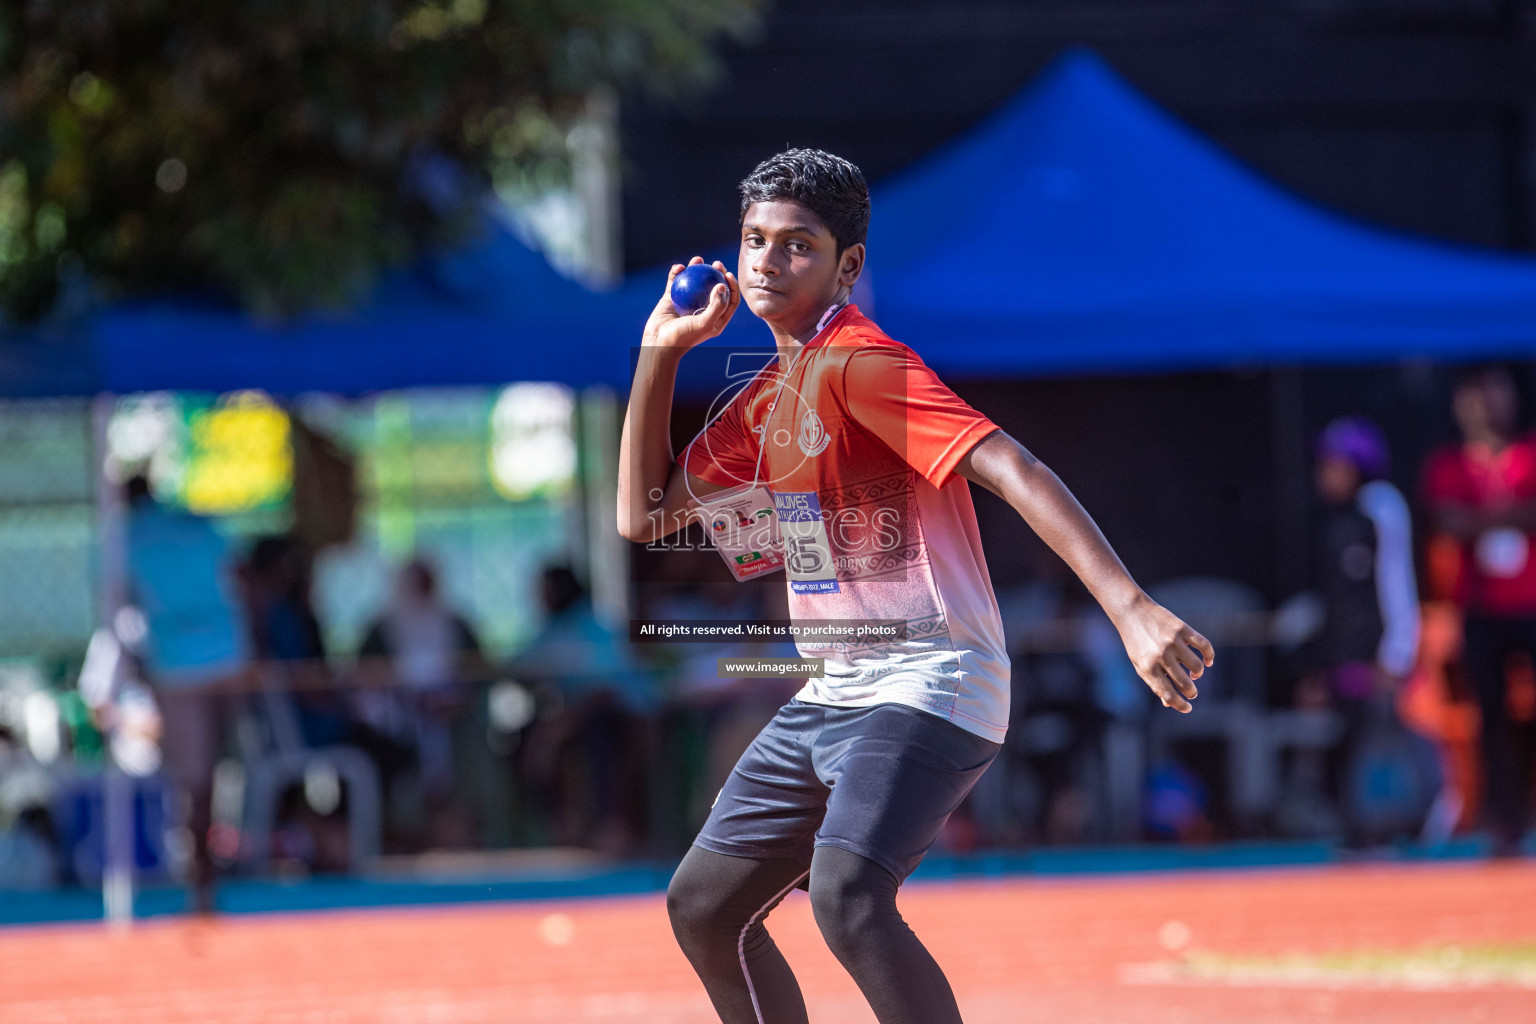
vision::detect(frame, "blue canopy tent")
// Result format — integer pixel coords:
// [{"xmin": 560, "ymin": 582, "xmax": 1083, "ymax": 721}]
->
[
  {"xmin": 862, "ymin": 49, "xmax": 1536, "ymax": 377},
  {"xmin": 7, "ymin": 47, "xmax": 1536, "ymax": 400},
  {"xmin": 0, "ymin": 322, "xmax": 98, "ymax": 398},
  {"xmin": 92, "ymin": 202, "xmax": 641, "ymax": 397},
  {"xmin": 0, "ymin": 200, "xmax": 642, "ymax": 399}
]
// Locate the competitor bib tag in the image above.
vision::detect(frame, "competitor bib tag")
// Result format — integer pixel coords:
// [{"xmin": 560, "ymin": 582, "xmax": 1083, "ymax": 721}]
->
[
  {"xmin": 698, "ymin": 482, "xmax": 784, "ymax": 581},
  {"xmin": 774, "ymin": 491, "xmax": 840, "ymax": 594}
]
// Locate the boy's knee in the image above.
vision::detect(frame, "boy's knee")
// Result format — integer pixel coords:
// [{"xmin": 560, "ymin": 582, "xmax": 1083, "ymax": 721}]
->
[
  {"xmin": 666, "ymin": 868, "xmax": 716, "ymax": 939},
  {"xmin": 667, "ymin": 857, "xmax": 746, "ymax": 950},
  {"xmin": 808, "ymin": 850, "xmax": 894, "ymax": 955}
]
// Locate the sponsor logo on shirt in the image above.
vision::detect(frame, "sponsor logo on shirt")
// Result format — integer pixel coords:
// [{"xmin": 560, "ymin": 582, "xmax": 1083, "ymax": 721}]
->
[{"xmin": 798, "ymin": 407, "xmax": 831, "ymax": 456}]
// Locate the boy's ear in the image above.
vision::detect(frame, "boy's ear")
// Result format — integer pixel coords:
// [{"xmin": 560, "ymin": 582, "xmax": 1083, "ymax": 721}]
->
[{"xmin": 839, "ymin": 242, "xmax": 866, "ymax": 288}]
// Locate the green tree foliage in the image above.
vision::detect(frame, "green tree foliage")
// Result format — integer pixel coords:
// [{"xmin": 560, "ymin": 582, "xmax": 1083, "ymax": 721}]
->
[{"xmin": 0, "ymin": 0, "xmax": 759, "ymax": 321}]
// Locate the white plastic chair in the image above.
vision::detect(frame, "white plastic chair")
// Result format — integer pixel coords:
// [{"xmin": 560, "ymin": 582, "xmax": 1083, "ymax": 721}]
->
[{"xmin": 236, "ymin": 664, "xmax": 381, "ymax": 871}]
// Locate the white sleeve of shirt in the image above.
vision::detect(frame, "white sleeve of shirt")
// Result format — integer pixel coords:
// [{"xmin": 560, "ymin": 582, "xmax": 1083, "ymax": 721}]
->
[{"xmin": 1357, "ymin": 480, "xmax": 1420, "ymax": 677}]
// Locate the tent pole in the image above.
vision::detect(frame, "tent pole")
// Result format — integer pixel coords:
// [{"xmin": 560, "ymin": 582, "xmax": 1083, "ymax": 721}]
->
[
  {"xmin": 573, "ymin": 86, "xmax": 623, "ymax": 290},
  {"xmin": 580, "ymin": 386, "xmax": 629, "ymax": 629},
  {"xmin": 91, "ymin": 393, "xmax": 134, "ymax": 929}
]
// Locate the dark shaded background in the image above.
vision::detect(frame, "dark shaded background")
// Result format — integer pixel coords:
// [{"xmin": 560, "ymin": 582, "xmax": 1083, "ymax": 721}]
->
[{"xmin": 621, "ymin": 0, "xmax": 1532, "ymax": 270}]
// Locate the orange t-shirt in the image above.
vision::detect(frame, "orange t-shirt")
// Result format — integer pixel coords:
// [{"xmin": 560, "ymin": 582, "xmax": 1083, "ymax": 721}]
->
[{"xmin": 679, "ymin": 305, "xmax": 1011, "ymax": 741}]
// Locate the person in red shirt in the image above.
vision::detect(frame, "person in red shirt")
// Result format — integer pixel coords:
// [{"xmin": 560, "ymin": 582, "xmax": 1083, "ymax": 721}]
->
[
  {"xmin": 618, "ymin": 148, "xmax": 1213, "ymax": 1024},
  {"xmin": 1421, "ymin": 366, "xmax": 1536, "ymax": 855}
]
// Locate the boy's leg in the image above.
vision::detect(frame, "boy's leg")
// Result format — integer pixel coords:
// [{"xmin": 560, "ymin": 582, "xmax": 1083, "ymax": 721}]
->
[
  {"xmin": 808, "ymin": 845, "xmax": 961, "ymax": 1024},
  {"xmin": 808, "ymin": 703, "xmax": 1002, "ymax": 1024},
  {"xmin": 668, "ymin": 846, "xmax": 811, "ymax": 1024},
  {"xmin": 671, "ymin": 700, "xmax": 831, "ymax": 1022}
]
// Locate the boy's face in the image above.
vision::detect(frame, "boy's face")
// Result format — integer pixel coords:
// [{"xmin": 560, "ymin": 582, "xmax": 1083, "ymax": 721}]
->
[{"xmin": 738, "ymin": 200, "xmax": 863, "ymax": 329}]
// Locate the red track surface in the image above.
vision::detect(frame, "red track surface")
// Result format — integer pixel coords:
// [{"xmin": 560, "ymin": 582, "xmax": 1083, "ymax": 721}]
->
[{"xmin": 3, "ymin": 861, "xmax": 1534, "ymax": 1023}]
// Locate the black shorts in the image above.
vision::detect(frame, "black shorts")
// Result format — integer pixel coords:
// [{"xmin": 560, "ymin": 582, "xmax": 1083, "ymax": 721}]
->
[{"xmin": 693, "ymin": 698, "xmax": 1003, "ymax": 883}]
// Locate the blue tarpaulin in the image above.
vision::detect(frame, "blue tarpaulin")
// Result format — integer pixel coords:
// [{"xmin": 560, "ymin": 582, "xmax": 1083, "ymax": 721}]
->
[
  {"xmin": 0, "ymin": 201, "xmax": 644, "ymax": 398},
  {"xmin": 5, "ymin": 48, "xmax": 1536, "ymax": 399},
  {"xmin": 862, "ymin": 49, "xmax": 1536, "ymax": 376},
  {"xmin": 92, "ymin": 202, "xmax": 641, "ymax": 396},
  {"xmin": 0, "ymin": 322, "xmax": 98, "ymax": 398}
]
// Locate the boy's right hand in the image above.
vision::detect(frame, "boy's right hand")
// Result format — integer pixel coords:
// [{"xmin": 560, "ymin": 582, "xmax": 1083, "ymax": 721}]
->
[{"xmin": 642, "ymin": 257, "xmax": 739, "ymax": 351}]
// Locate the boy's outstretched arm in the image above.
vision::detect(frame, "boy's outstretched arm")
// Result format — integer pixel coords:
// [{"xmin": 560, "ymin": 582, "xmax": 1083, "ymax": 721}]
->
[{"xmin": 955, "ymin": 429, "xmax": 1213, "ymax": 713}]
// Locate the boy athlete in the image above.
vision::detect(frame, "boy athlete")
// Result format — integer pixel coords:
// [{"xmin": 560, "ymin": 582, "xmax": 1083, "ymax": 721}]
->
[{"xmin": 617, "ymin": 149, "xmax": 1213, "ymax": 1024}]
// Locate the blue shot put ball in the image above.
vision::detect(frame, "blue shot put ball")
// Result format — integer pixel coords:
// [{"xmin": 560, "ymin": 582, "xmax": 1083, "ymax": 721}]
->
[{"xmin": 670, "ymin": 263, "xmax": 728, "ymax": 316}]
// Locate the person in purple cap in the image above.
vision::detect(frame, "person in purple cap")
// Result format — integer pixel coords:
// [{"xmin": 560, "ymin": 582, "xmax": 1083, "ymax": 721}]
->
[{"xmin": 1308, "ymin": 416, "xmax": 1421, "ymax": 831}]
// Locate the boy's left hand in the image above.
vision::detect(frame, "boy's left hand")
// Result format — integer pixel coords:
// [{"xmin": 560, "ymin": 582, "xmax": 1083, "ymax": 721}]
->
[{"xmin": 1113, "ymin": 594, "xmax": 1213, "ymax": 714}]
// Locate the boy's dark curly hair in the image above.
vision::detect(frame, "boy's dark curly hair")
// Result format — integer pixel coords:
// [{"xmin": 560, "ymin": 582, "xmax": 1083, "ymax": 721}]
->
[{"xmin": 739, "ymin": 148, "xmax": 870, "ymax": 255}]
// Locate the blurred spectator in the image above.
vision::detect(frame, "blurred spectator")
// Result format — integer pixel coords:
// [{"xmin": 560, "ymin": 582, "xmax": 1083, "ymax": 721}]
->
[
  {"xmin": 1303, "ymin": 417, "xmax": 1426, "ymax": 841},
  {"xmin": 0, "ymin": 723, "xmax": 59, "ymax": 890},
  {"xmin": 243, "ymin": 535, "xmax": 342, "ymax": 744},
  {"xmin": 1421, "ymin": 367, "xmax": 1536, "ymax": 855},
  {"xmin": 984, "ymin": 567, "xmax": 1130, "ymax": 845},
  {"xmin": 1014, "ymin": 599, "xmax": 1106, "ymax": 844},
  {"xmin": 1311, "ymin": 417, "xmax": 1420, "ymax": 689},
  {"xmin": 122, "ymin": 474, "xmax": 250, "ymax": 910},
  {"xmin": 513, "ymin": 565, "xmax": 658, "ymax": 854},
  {"xmin": 356, "ymin": 558, "xmax": 488, "ymax": 847},
  {"xmin": 242, "ymin": 534, "xmax": 401, "ymax": 867},
  {"xmin": 648, "ymin": 578, "xmax": 800, "ymax": 835},
  {"xmin": 1396, "ymin": 601, "xmax": 1481, "ymax": 840}
]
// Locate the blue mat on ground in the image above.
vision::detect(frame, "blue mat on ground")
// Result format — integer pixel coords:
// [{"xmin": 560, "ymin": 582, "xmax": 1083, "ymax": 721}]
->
[{"xmin": 0, "ymin": 834, "xmax": 1507, "ymax": 928}]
